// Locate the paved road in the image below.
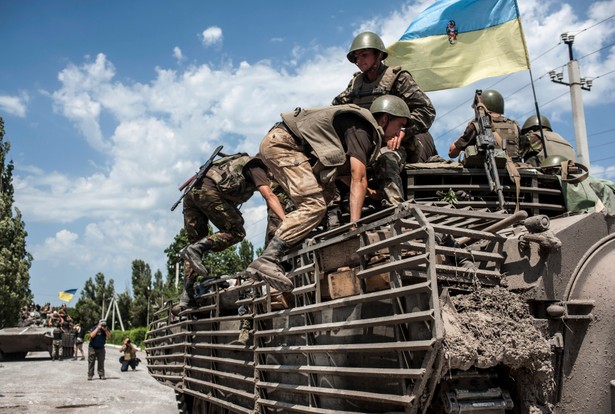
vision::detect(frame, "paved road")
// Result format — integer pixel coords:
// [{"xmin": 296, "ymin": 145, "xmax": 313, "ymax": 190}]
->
[{"xmin": 0, "ymin": 346, "xmax": 178, "ymax": 414}]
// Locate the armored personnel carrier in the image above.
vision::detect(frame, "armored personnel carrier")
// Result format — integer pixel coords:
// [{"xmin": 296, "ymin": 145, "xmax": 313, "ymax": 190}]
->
[
  {"xmin": 0, "ymin": 325, "xmax": 54, "ymax": 360},
  {"xmin": 145, "ymin": 163, "xmax": 615, "ymax": 413}
]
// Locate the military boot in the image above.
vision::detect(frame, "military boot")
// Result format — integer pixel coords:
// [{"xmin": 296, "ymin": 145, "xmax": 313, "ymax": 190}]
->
[
  {"xmin": 179, "ymin": 237, "xmax": 213, "ymax": 276},
  {"xmin": 171, "ymin": 275, "xmax": 197, "ymax": 315},
  {"xmin": 245, "ymin": 236, "xmax": 293, "ymax": 292}
]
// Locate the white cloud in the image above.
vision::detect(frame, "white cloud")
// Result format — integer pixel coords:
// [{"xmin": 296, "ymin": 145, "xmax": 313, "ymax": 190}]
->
[
  {"xmin": 200, "ymin": 26, "xmax": 223, "ymax": 47},
  {"xmin": 173, "ymin": 46, "xmax": 185, "ymax": 63},
  {"xmin": 0, "ymin": 93, "xmax": 28, "ymax": 117},
  {"xmin": 17, "ymin": 1, "xmax": 615, "ymax": 302}
]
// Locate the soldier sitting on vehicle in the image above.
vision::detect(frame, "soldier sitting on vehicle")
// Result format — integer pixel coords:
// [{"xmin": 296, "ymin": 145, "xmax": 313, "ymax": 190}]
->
[
  {"xmin": 519, "ymin": 115, "xmax": 576, "ymax": 167},
  {"xmin": 448, "ymin": 89, "xmax": 521, "ymax": 162}
]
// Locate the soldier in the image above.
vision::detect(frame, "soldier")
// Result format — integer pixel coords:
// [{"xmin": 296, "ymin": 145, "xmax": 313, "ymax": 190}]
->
[
  {"xmin": 246, "ymin": 95, "xmax": 411, "ymax": 292},
  {"xmin": 333, "ymin": 31, "xmax": 436, "ymax": 206},
  {"xmin": 173, "ymin": 153, "xmax": 286, "ymax": 313},
  {"xmin": 448, "ymin": 89, "xmax": 521, "ymax": 161},
  {"xmin": 49, "ymin": 314, "xmax": 64, "ymax": 361},
  {"xmin": 520, "ymin": 115, "xmax": 576, "ymax": 167},
  {"xmin": 409, "ymin": 131, "xmax": 439, "ymax": 163}
]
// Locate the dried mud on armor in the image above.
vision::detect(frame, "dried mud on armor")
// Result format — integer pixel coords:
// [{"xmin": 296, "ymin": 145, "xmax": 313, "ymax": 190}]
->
[{"xmin": 442, "ymin": 287, "xmax": 554, "ymax": 413}]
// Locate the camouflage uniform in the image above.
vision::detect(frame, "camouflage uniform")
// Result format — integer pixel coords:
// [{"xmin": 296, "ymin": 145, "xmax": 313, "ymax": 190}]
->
[
  {"xmin": 260, "ymin": 105, "xmax": 381, "ymax": 246},
  {"xmin": 182, "ymin": 155, "xmax": 268, "ymax": 278},
  {"xmin": 333, "ymin": 64, "xmax": 435, "ymax": 205},
  {"xmin": 452, "ymin": 116, "xmax": 522, "ymax": 161},
  {"xmin": 520, "ymin": 129, "xmax": 576, "ymax": 167}
]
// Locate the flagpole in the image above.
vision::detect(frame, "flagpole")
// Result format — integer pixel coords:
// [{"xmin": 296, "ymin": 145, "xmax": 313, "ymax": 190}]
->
[{"xmin": 516, "ymin": 0, "xmax": 548, "ymax": 158}]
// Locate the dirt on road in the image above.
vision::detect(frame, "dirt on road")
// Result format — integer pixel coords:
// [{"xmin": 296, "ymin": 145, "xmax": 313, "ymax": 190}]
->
[{"xmin": 0, "ymin": 346, "xmax": 178, "ymax": 414}]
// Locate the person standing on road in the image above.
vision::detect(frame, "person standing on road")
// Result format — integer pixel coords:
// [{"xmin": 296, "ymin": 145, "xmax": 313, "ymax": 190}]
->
[
  {"xmin": 88, "ymin": 320, "xmax": 110, "ymax": 380},
  {"xmin": 73, "ymin": 323, "xmax": 86, "ymax": 360},
  {"xmin": 49, "ymin": 316, "xmax": 64, "ymax": 361}
]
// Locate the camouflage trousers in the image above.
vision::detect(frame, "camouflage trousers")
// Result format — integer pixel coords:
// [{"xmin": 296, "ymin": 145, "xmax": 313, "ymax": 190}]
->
[
  {"xmin": 182, "ymin": 186, "xmax": 246, "ymax": 278},
  {"xmin": 374, "ymin": 147, "xmax": 406, "ymax": 206},
  {"xmin": 259, "ymin": 127, "xmax": 329, "ymax": 246},
  {"xmin": 183, "ymin": 185, "xmax": 246, "ymax": 250}
]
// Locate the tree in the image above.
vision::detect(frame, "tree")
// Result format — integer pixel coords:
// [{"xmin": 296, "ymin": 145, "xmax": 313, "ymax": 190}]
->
[
  {"xmin": 237, "ymin": 239, "xmax": 254, "ymax": 270},
  {"xmin": 0, "ymin": 117, "xmax": 33, "ymax": 328},
  {"xmin": 129, "ymin": 259, "xmax": 151, "ymax": 327},
  {"xmin": 74, "ymin": 272, "xmax": 115, "ymax": 328},
  {"xmin": 116, "ymin": 290, "xmax": 133, "ymax": 329}
]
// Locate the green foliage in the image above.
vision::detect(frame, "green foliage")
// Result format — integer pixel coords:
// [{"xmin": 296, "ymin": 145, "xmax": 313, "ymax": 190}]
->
[
  {"xmin": 442, "ymin": 188, "xmax": 459, "ymax": 206},
  {"xmin": 0, "ymin": 117, "xmax": 33, "ymax": 328},
  {"xmin": 74, "ymin": 273, "xmax": 115, "ymax": 328},
  {"xmin": 129, "ymin": 259, "xmax": 151, "ymax": 327},
  {"xmin": 108, "ymin": 327, "xmax": 148, "ymax": 348},
  {"xmin": 116, "ymin": 290, "xmax": 133, "ymax": 328},
  {"xmin": 237, "ymin": 239, "xmax": 254, "ymax": 270}
]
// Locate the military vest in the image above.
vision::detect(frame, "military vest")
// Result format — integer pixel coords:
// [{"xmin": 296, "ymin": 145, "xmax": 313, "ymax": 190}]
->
[
  {"xmin": 205, "ymin": 153, "xmax": 257, "ymax": 204},
  {"xmin": 527, "ymin": 130, "xmax": 577, "ymax": 162},
  {"xmin": 472, "ymin": 115, "xmax": 520, "ymax": 160},
  {"xmin": 281, "ymin": 104, "xmax": 382, "ymax": 168},
  {"xmin": 341, "ymin": 65, "xmax": 407, "ymax": 109}
]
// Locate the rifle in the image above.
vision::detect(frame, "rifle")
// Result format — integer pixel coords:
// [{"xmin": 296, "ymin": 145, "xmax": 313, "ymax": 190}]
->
[
  {"xmin": 171, "ymin": 145, "xmax": 224, "ymax": 212},
  {"xmin": 473, "ymin": 90, "xmax": 505, "ymax": 210}
]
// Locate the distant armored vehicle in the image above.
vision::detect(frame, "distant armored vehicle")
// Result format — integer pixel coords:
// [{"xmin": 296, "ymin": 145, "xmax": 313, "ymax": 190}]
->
[{"xmin": 0, "ymin": 325, "xmax": 54, "ymax": 360}]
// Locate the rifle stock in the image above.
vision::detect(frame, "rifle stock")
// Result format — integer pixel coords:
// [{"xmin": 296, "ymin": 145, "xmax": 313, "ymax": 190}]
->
[
  {"xmin": 171, "ymin": 145, "xmax": 224, "ymax": 212},
  {"xmin": 473, "ymin": 90, "xmax": 505, "ymax": 210}
]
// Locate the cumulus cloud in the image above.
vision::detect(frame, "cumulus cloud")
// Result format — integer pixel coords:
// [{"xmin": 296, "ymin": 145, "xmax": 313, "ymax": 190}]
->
[
  {"xmin": 201, "ymin": 26, "xmax": 223, "ymax": 47},
  {"xmin": 0, "ymin": 93, "xmax": 28, "ymax": 117},
  {"xmin": 17, "ymin": 1, "xmax": 615, "ymax": 299},
  {"xmin": 173, "ymin": 46, "xmax": 185, "ymax": 62}
]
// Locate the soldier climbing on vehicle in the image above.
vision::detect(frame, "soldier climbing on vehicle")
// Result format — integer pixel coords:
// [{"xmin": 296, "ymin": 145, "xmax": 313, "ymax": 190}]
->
[
  {"xmin": 245, "ymin": 95, "xmax": 410, "ymax": 293},
  {"xmin": 173, "ymin": 151, "xmax": 286, "ymax": 314}
]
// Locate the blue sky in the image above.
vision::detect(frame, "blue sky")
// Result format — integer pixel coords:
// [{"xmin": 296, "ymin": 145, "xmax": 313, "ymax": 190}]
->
[{"xmin": 2, "ymin": 0, "xmax": 614, "ymax": 307}]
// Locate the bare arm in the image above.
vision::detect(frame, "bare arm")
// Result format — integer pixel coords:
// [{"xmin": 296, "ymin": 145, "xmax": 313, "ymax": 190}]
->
[
  {"xmin": 257, "ymin": 185, "xmax": 286, "ymax": 221},
  {"xmin": 348, "ymin": 156, "xmax": 368, "ymax": 223}
]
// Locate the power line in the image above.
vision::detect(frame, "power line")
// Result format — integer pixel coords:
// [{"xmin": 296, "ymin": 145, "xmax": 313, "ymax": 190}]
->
[
  {"xmin": 589, "ymin": 139, "xmax": 615, "ymax": 150},
  {"xmin": 589, "ymin": 127, "xmax": 615, "ymax": 138},
  {"xmin": 569, "ymin": 14, "xmax": 615, "ymax": 37}
]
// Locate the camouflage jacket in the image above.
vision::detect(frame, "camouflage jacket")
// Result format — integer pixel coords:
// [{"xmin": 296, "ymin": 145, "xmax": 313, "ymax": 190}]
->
[{"xmin": 332, "ymin": 64, "xmax": 435, "ymax": 136}]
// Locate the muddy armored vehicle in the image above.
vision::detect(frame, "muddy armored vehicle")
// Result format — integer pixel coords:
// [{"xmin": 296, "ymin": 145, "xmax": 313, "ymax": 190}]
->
[
  {"xmin": 0, "ymin": 325, "xmax": 54, "ymax": 360},
  {"xmin": 145, "ymin": 162, "xmax": 615, "ymax": 413}
]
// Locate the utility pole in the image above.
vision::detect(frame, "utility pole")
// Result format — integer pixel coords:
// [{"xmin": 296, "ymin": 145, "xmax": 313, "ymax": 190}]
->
[{"xmin": 549, "ymin": 33, "xmax": 592, "ymax": 167}]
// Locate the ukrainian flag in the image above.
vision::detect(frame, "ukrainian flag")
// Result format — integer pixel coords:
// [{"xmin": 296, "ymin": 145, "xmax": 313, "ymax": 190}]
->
[
  {"xmin": 58, "ymin": 289, "xmax": 78, "ymax": 302},
  {"xmin": 386, "ymin": 0, "xmax": 529, "ymax": 92}
]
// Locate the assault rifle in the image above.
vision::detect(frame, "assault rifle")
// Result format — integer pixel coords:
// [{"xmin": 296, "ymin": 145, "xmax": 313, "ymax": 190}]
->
[
  {"xmin": 473, "ymin": 90, "xmax": 505, "ymax": 210},
  {"xmin": 171, "ymin": 145, "xmax": 224, "ymax": 212}
]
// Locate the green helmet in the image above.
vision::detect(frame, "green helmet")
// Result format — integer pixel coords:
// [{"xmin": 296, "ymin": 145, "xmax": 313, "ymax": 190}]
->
[
  {"xmin": 482, "ymin": 90, "xmax": 504, "ymax": 114},
  {"xmin": 347, "ymin": 32, "xmax": 388, "ymax": 63},
  {"xmin": 522, "ymin": 115, "xmax": 552, "ymax": 133},
  {"xmin": 540, "ymin": 154, "xmax": 568, "ymax": 169},
  {"xmin": 370, "ymin": 95, "xmax": 411, "ymax": 120}
]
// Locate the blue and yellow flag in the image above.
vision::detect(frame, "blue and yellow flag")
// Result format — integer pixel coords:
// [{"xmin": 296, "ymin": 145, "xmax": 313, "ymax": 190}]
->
[
  {"xmin": 386, "ymin": 0, "xmax": 530, "ymax": 92},
  {"xmin": 58, "ymin": 289, "xmax": 77, "ymax": 302}
]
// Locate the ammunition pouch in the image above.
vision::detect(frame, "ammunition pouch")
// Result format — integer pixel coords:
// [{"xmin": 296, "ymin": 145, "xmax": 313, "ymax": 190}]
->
[{"xmin": 461, "ymin": 146, "xmax": 507, "ymax": 168}]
